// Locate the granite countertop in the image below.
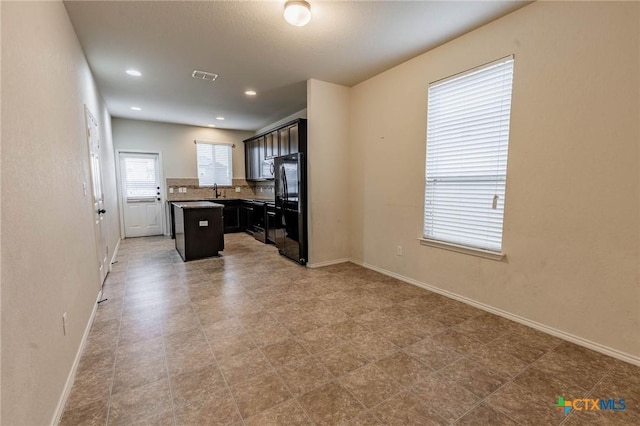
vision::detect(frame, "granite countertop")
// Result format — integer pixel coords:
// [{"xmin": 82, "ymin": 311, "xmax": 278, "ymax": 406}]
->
[{"xmin": 172, "ymin": 201, "xmax": 224, "ymax": 209}]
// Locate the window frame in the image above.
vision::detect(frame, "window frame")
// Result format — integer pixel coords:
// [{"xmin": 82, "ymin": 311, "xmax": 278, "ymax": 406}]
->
[
  {"xmin": 421, "ymin": 56, "xmax": 514, "ymax": 259},
  {"xmin": 195, "ymin": 140, "xmax": 234, "ymax": 187}
]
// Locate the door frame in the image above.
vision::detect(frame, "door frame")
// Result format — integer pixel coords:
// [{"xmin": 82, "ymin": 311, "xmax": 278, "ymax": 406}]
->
[
  {"xmin": 115, "ymin": 149, "xmax": 165, "ymax": 239},
  {"xmin": 84, "ymin": 105, "xmax": 109, "ymax": 285}
]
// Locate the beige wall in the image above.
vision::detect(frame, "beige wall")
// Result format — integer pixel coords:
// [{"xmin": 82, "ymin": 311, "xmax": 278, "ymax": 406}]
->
[
  {"xmin": 349, "ymin": 1, "xmax": 640, "ymax": 358},
  {"xmin": 112, "ymin": 118, "xmax": 253, "ymax": 180},
  {"xmin": 307, "ymin": 79, "xmax": 350, "ymax": 266},
  {"xmin": 1, "ymin": 1, "xmax": 119, "ymax": 424},
  {"xmin": 255, "ymin": 108, "xmax": 307, "ymax": 135}
]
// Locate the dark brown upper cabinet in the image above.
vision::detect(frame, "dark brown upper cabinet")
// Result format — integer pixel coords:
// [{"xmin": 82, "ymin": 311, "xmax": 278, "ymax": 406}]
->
[{"xmin": 244, "ymin": 119, "xmax": 307, "ymax": 181}]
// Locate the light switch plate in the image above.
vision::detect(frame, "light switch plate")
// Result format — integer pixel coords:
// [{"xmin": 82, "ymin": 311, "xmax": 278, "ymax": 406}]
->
[
  {"xmin": 235, "ymin": 187, "xmax": 241, "ymax": 193},
  {"xmin": 169, "ymin": 187, "xmax": 174, "ymax": 193}
]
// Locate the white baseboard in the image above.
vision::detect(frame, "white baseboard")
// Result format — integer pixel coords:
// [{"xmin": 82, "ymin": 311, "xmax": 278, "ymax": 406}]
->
[
  {"xmin": 50, "ymin": 290, "xmax": 103, "ymax": 426},
  {"xmin": 352, "ymin": 259, "xmax": 640, "ymax": 367},
  {"xmin": 109, "ymin": 238, "xmax": 121, "ymax": 272},
  {"xmin": 307, "ymin": 258, "xmax": 351, "ymax": 269}
]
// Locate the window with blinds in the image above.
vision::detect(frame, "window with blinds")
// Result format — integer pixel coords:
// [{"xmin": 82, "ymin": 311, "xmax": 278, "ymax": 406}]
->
[
  {"xmin": 124, "ymin": 156, "xmax": 157, "ymax": 202},
  {"xmin": 196, "ymin": 141, "xmax": 233, "ymax": 186},
  {"xmin": 424, "ymin": 56, "xmax": 514, "ymax": 253}
]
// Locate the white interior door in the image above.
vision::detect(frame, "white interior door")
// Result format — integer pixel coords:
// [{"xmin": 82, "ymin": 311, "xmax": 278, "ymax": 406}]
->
[
  {"xmin": 85, "ymin": 107, "xmax": 108, "ymax": 285},
  {"xmin": 119, "ymin": 152, "xmax": 163, "ymax": 237}
]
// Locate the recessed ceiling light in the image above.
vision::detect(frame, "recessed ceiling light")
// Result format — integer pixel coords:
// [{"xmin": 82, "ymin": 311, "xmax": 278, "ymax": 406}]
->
[
  {"xmin": 130, "ymin": 106, "xmax": 142, "ymax": 111},
  {"xmin": 207, "ymin": 124, "xmax": 216, "ymax": 128},
  {"xmin": 126, "ymin": 69, "xmax": 142, "ymax": 77},
  {"xmin": 216, "ymin": 116, "xmax": 225, "ymax": 121},
  {"xmin": 245, "ymin": 90, "xmax": 257, "ymax": 96}
]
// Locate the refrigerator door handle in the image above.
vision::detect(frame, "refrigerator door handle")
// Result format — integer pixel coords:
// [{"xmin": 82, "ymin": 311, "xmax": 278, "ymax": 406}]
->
[{"xmin": 282, "ymin": 165, "xmax": 288, "ymax": 202}]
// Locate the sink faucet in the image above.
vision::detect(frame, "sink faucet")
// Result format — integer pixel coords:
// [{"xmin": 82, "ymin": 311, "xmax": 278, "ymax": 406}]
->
[{"xmin": 213, "ymin": 183, "xmax": 221, "ymax": 199}]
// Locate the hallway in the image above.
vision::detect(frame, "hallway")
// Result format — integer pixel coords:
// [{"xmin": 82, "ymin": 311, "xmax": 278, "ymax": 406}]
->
[{"xmin": 60, "ymin": 234, "xmax": 640, "ymax": 425}]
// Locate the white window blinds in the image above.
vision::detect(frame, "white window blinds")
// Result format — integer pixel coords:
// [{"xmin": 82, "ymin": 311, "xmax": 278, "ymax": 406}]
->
[
  {"xmin": 124, "ymin": 156, "xmax": 157, "ymax": 202},
  {"xmin": 196, "ymin": 141, "xmax": 233, "ymax": 186},
  {"xmin": 424, "ymin": 56, "xmax": 514, "ymax": 252}
]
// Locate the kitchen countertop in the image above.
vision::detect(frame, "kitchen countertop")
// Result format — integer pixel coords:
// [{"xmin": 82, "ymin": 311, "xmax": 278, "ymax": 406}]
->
[{"xmin": 172, "ymin": 201, "xmax": 224, "ymax": 209}]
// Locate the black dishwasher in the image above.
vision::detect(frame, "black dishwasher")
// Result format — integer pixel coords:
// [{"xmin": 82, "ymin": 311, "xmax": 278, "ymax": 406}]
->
[
  {"xmin": 252, "ymin": 201, "xmax": 266, "ymax": 243},
  {"xmin": 266, "ymin": 203, "xmax": 276, "ymax": 244}
]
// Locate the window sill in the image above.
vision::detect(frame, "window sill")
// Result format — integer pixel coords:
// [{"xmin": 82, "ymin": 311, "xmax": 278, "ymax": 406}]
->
[{"xmin": 418, "ymin": 238, "xmax": 505, "ymax": 261}]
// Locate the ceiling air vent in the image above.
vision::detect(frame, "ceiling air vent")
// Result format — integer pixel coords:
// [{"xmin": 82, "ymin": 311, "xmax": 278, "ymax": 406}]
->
[{"xmin": 192, "ymin": 70, "xmax": 219, "ymax": 82}]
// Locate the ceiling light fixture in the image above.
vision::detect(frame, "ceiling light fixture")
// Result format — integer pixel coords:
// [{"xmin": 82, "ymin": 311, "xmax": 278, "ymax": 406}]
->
[
  {"xmin": 207, "ymin": 124, "xmax": 216, "ymax": 127},
  {"xmin": 130, "ymin": 106, "xmax": 142, "ymax": 111},
  {"xmin": 216, "ymin": 116, "xmax": 225, "ymax": 120},
  {"xmin": 126, "ymin": 69, "xmax": 142, "ymax": 77},
  {"xmin": 284, "ymin": 1, "xmax": 311, "ymax": 27},
  {"xmin": 245, "ymin": 90, "xmax": 257, "ymax": 96}
]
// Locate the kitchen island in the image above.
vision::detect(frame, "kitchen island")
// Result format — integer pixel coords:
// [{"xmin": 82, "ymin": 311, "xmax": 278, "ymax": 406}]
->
[{"xmin": 172, "ymin": 201, "xmax": 224, "ymax": 261}]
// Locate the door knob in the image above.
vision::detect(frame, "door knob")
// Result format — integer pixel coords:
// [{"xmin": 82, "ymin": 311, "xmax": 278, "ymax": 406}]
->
[{"xmin": 98, "ymin": 209, "xmax": 106, "ymax": 214}]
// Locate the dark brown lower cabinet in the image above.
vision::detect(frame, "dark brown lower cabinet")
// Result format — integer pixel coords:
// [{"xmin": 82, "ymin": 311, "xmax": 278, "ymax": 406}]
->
[{"xmin": 173, "ymin": 202, "xmax": 224, "ymax": 261}]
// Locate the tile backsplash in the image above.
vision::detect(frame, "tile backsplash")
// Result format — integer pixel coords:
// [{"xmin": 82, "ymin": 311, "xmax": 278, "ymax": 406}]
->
[{"xmin": 166, "ymin": 178, "xmax": 274, "ymax": 201}]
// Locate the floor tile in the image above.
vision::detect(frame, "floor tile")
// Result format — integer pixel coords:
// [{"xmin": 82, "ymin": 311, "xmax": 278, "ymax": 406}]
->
[
  {"xmin": 437, "ymin": 357, "xmax": 509, "ymax": 399},
  {"xmin": 403, "ymin": 336, "xmax": 466, "ymax": 370},
  {"xmin": 343, "ymin": 411, "xmax": 385, "ymax": 425},
  {"xmin": 231, "ymin": 372, "xmax": 291, "ymax": 419},
  {"xmin": 350, "ymin": 332, "xmax": 398, "ymax": 362},
  {"xmin": 170, "ymin": 364, "xmax": 227, "ymax": 407},
  {"xmin": 375, "ymin": 351, "xmax": 432, "ymax": 387},
  {"xmin": 219, "ymin": 348, "xmax": 272, "ymax": 385},
  {"xmin": 371, "ymin": 391, "xmax": 448, "ymax": 425},
  {"xmin": 59, "ymin": 400, "xmax": 108, "ymax": 426},
  {"xmin": 411, "ymin": 372, "xmax": 480, "ymax": 422},
  {"xmin": 174, "ymin": 388, "xmax": 242, "ymax": 425},
  {"xmin": 277, "ymin": 355, "xmax": 334, "ymax": 396},
  {"xmin": 111, "ymin": 353, "xmax": 168, "ymax": 394},
  {"xmin": 107, "ymin": 378, "xmax": 172, "ymax": 425},
  {"xmin": 318, "ymin": 343, "xmax": 370, "ymax": 377},
  {"xmin": 210, "ymin": 333, "xmax": 256, "ymax": 360},
  {"xmin": 328, "ymin": 320, "xmax": 370, "ymax": 341},
  {"xmin": 297, "ymin": 326, "xmax": 344, "ymax": 354},
  {"xmin": 298, "ymin": 381, "xmax": 364, "ymax": 425},
  {"xmin": 455, "ymin": 403, "xmax": 519, "ymax": 426},
  {"xmin": 375, "ymin": 323, "xmax": 427, "ymax": 348},
  {"xmin": 340, "ymin": 363, "xmax": 403, "ymax": 408},
  {"xmin": 262, "ymin": 338, "xmax": 310, "ymax": 367},
  {"xmin": 486, "ymin": 382, "xmax": 565, "ymax": 425},
  {"xmin": 245, "ymin": 399, "xmax": 311, "ymax": 426}
]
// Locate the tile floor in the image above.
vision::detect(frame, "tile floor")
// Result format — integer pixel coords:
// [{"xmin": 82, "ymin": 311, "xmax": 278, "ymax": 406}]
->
[{"xmin": 60, "ymin": 233, "xmax": 640, "ymax": 425}]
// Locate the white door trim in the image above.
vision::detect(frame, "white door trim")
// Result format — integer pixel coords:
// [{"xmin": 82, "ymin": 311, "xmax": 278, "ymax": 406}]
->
[{"xmin": 115, "ymin": 149, "xmax": 165, "ymax": 239}]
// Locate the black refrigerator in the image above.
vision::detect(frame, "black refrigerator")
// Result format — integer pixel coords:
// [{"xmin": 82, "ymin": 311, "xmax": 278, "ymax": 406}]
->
[{"xmin": 275, "ymin": 153, "xmax": 307, "ymax": 265}]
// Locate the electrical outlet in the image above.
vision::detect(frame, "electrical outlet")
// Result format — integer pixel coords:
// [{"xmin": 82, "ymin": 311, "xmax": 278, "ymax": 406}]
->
[
  {"xmin": 82, "ymin": 182, "xmax": 87, "ymax": 196},
  {"xmin": 396, "ymin": 246, "xmax": 403, "ymax": 256},
  {"xmin": 235, "ymin": 187, "xmax": 241, "ymax": 193},
  {"xmin": 169, "ymin": 187, "xmax": 174, "ymax": 193},
  {"xmin": 62, "ymin": 312, "xmax": 68, "ymax": 336},
  {"xmin": 183, "ymin": 187, "xmax": 187, "ymax": 193}
]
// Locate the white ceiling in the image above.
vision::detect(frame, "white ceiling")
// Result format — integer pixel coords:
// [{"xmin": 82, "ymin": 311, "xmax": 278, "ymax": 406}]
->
[{"xmin": 64, "ymin": 0, "xmax": 529, "ymax": 131}]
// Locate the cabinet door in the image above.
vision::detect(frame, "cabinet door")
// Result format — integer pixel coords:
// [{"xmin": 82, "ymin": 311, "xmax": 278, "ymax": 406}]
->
[
  {"xmin": 244, "ymin": 142, "xmax": 253, "ymax": 180},
  {"xmin": 245, "ymin": 138, "xmax": 264, "ymax": 180},
  {"xmin": 223, "ymin": 205, "xmax": 241, "ymax": 233},
  {"xmin": 279, "ymin": 127, "xmax": 290, "ymax": 156},
  {"xmin": 265, "ymin": 132, "xmax": 277, "ymax": 158},
  {"xmin": 289, "ymin": 124, "xmax": 299, "ymax": 153}
]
